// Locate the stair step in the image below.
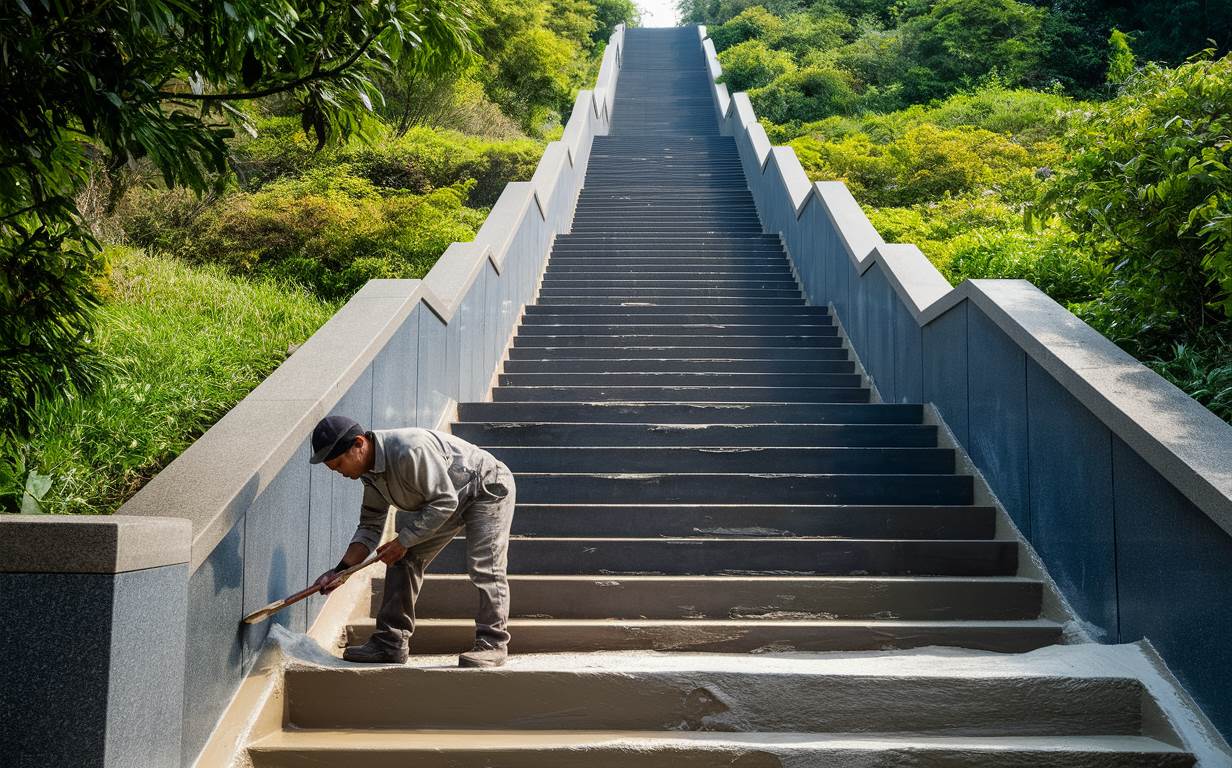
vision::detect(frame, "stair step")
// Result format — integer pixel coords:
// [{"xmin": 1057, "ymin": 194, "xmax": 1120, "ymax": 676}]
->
[
  {"xmin": 493, "ymin": 503, "xmax": 995, "ymax": 539},
  {"xmin": 425, "ymin": 535, "xmax": 1011, "ymax": 575},
  {"xmin": 517, "ymin": 324, "xmax": 832, "ymax": 336},
  {"xmin": 491, "ymin": 386, "xmax": 869, "ymax": 403},
  {"xmin": 374, "ymin": 574, "xmax": 1041, "ymax": 620},
  {"xmin": 457, "ymin": 402, "xmax": 924, "ymax": 424},
  {"xmin": 251, "ymin": 731, "xmax": 1192, "ymax": 768},
  {"xmin": 502, "ymin": 359, "xmax": 853, "ymax": 373},
  {"xmin": 514, "ymin": 472, "xmax": 972, "ymax": 505},
  {"xmin": 523, "ymin": 304, "xmax": 827, "ymax": 316},
  {"xmin": 519, "ymin": 314, "xmax": 829, "ymax": 326},
  {"xmin": 512, "ymin": 335, "xmax": 844, "ymax": 348},
  {"xmin": 507, "ymin": 345, "xmax": 847, "ymax": 359},
  {"xmin": 279, "ymin": 660, "xmax": 1143, "ymax": 733},
  {"xmin": 498, "ymin": 372, "xmax": 858, "ymax": 387},
  {"xmin": 452, "ymin": 421, "xmax": 932, "ymax": 447},
  {"xmin": 345, "ymin": 617, "xmax": 1060, "ymax": 654},
  {"xmin": 488, "ymin": 446, "xmax": 952, "ymax": 474},
  {"xmin": 535, "ymin": 297, "xmax": 808, "ymax": 306}
]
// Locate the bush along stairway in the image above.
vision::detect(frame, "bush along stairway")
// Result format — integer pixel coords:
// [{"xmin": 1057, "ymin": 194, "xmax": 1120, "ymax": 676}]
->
[{"xmin": 247, "ymin": 26, "xmax": 1198, "ymax": 766}]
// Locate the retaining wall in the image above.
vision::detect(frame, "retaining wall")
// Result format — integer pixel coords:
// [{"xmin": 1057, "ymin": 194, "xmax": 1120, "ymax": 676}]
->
[
  {"xmin": 699, "ymin": 24, "xmax": 1232, "ymax": 738},
  {"xmin": 0, "ymin": 26, "xmax": 624, "ymax": 768}
]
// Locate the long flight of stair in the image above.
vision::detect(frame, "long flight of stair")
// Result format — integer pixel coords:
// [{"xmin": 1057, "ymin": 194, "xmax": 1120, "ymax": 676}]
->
[{"xmin": 246, "ymin": 26, "xmax": 1197, "ymax": 766}]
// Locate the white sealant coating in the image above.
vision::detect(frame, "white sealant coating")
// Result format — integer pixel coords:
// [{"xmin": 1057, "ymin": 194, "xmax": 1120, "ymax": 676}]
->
[{"xmin": 268, "ymin": 627, "xmax": 1229, "ymax": 765}]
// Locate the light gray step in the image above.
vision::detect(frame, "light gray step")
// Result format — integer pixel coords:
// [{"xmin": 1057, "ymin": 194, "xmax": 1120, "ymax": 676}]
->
[
  {"xmin": 490, "ymin": 503, "xmax": 995, "ymax": 539},
  {"xmin": 491, "ymin": 386, "xmax": 869, "ymax": 403},
  {"xmin": 498, "ymin": 372, "xmax": 858, "ymax": 388},
  {"xmin": 536, "ymin": 289, "xmax": 805, "ymax": 298},
  {"xmin": 453, "ymin": 420, "xmax": 932, "ymax": 447},
  {"xmin": 537, "ymin": 280, "xmax": 798, "ymax": 289},
  {"xmin": 487, "ymin": 446, "xmax": 951, "ymax": 474},
  {"xmin": 513, "ymin": 472, "xmax": 971, "ymax": 505},
  {"xmin": 373, "ymin": 574, "xmax": 1042, "ymax": 620},
  {"xmin": 425, "ymin": 535, "xmax": 1011, "ymax": 576},
  {"xmin": 345, "ymin": 617, "xmax": 1062, "ymax": 654},
  {"xmin": 457, "ymin": 401, "xmax": 923, "ymax": 424},
  {"xmin": 543, "ymin": 266, "xmax": 793, "ymax": 275},
  {"xmin": 502, "ymin": 359, "xmax": 853, "ymax": 373},
  {"xmin": 281, "ymin": 664, "xmax": 1145, "ymax": 733},
  {"xmin": 250, "ymin": 732, "xmax": 1194, "ymax": 768}
]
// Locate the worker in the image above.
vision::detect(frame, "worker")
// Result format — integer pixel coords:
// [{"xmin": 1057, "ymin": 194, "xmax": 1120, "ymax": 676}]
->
[{"xmin": 308, "ymin": 415, "xmax": 515, "ymax": 668}]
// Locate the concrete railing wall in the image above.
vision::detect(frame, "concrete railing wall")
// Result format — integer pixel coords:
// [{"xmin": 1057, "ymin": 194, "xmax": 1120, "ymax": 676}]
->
[
  {"xmin": 699, "ymin": 25, "xmax": 1232, "ymax": 737},
  {"xmin": 0, "ymin": 26, "xmax": 624, "ymax": 768}
]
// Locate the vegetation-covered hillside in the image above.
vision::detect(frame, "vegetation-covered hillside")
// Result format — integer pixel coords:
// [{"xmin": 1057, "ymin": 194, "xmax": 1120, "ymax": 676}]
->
[
  {"xmin": 1, "ymin": 0, "xmax": 638, "ymax": 513},
  {"xmin": 683, "ymin": 0, "xmax": 1232, "ymax": 424}
]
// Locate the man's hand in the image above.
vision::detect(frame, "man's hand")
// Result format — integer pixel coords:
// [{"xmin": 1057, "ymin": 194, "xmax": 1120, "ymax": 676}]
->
[
  {"xmin": 313, "ymin": 569, "xmax": 343, "ymax": 595},
  {"xmin": 376, "ymin": 539, "xmax": 408, "ymax": 565}
]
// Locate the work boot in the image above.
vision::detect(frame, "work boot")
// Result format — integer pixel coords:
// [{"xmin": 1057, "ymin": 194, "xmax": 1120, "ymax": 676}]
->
[
  {"xmin": 343, "ymin": 640, "xmax": 408, "ymax": 664},
  {"xmin": 459, "ymin": 642, "xmax": 507, "ymax": 668}
]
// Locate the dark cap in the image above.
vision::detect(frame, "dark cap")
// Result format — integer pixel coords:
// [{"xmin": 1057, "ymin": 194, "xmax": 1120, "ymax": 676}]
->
[{"xmin": 309, "ymin": 415, "xmax": 364, "ymax": 464}]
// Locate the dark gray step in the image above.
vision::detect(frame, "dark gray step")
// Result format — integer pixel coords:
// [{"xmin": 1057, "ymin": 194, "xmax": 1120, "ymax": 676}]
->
[
  {"xmin": 456, "ymin": 402, "xmax": 923, "ymax": 424},
  {"xmin": 512, "ymin": 335, "xmax": 843, "ymax": 348},
  {"xmin": 282, "ymin": 664, "xmax": 1142, "ymax": 735},
  {"xmin": 516, "ymin": 326, "xmax": 836, "ymax": 338},
  {"xmin": 378, "ymin": 574, "xmax": 1042, "ymax": 620},
  {"xmin": 543, "ymin": 267, "xmax": 792, "ymax": 276},
  {"xmin": 427, "ymin": 536, "xmax": 1015, "ymax": 576},
  {"xmin": 524, "ymin": 304, "xmax": 827, "ymax": 316},
  {"xmin": 487, "ymin": 446, "xmax": 953, "ymax": 475},
  {"xmin": 519, "ymin": 314, "xmax": 827, "ymax": 326},
  {"xmin": 515, "ymin": 472, "xmax": 973, "ymax": 506},
  {"xmin": 453, "ymin": 421, "xmax": 933, "ymax": 448},
  {"xmin": 498, "ymin": 372, "xmax": 860, "ymax": 388},
  {"xmin": 534, "ymin": 297, "xmax": 807, "ymax": 306},
  {"xmin": 491, "ymin": 386, "xmax": 869, "ymax": 403},
  {"xmin": 536, "ymin": 290, "xmax": 805, "ymax": 298},
  {"xmin": 537, "ymin": 281, "xmax": 799, "ymax": 290},
  {"xmin": 503, "ymin": 359, "xmax": 853, "ymax": 373},
  {"xmin": 497, "ymin": 503, "xmax": 993, "ymax": 539},
  {"xmin": 507, "ymin": 346, "xmax": 845, "ymax": 360}
]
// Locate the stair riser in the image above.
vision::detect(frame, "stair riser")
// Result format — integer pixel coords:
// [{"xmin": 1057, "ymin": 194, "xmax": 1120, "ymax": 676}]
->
[
  {"xmin": 502, "ymin": 360, "xmax": 853, "ymax": 373},
  {"xmin": 427, "ymin": 538, "xmax": 1012, "ymax": 576},
  {"xmin": 498, "ymin": 504, "xmax": 994, "ymax": 539},
  {"xmin": 534, "ymin": 298, "xmax": 808, "ymax": 306},
  {"xmin": 514, "ymin": 473, "xmax": 972, "ymax": 505},
  {"xmin": 506, "ymin": 346, "xmax": 847, "ymax": 360},
  {"xmin": 457, "ymin": 402, "xmax": 924, "ymax": 424},
  {"xmin": 523, "ymin": 305, "xmax": 827, "ymax": 316},
  {"xmin": 452, "ymin": 422, "xmax": 933, "ymax": 447},
  {"xmin": 287, "ymin": 668, "xmax": 1136, "ymax": 733},
  {"xmin": 485, "ymin": 447, "xmax": 952, "ymax": 474},
  {"xmin": 375, "ymin": 576, "xmax": 1040, "ymax": 620},
  {"xmin": 512, "ymin": 336, "xmax": 845, "ymax": 348},
  {"xmin": 499, "ymin": 373, "xmax": 857, "ymax": 387},
  {"xmin": 491, "ymin": 387, "xmax": 870, "ymax": 403},
  {"xmin": 519, "ymin": 314, "xmax": 829, "ymax": 326}
]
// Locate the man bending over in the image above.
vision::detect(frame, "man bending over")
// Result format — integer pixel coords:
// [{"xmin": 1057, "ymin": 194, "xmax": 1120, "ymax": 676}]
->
[{"xmin": 309, "ymin": 415, "xmax": 515, "ymax": 668}]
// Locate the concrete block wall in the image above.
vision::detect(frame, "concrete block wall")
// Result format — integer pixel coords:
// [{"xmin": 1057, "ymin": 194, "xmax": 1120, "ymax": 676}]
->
[
  {"xmin": 0, "ymin": 26, "xmax": 624, "ymax": 768},
  {"xmin": 699, "ymin": 25, "xmax": 1232, "ymax": 738}
]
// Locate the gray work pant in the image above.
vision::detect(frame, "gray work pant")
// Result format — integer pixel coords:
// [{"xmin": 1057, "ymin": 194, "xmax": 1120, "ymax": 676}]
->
[{"xmin": 370, "ymin": 464, "xmax": 515, "ymax": 653}]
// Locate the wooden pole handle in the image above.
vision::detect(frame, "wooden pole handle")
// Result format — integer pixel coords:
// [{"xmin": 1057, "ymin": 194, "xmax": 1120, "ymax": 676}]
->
[{"xmin": 241, "ymin": 554, "xmax": 381, "ymax": 624}]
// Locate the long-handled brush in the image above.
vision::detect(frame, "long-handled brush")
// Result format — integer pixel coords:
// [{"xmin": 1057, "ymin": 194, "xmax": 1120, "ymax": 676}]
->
[{"xmin": 242, "ymin": 553, "xmax": 382, "ymax": 624}]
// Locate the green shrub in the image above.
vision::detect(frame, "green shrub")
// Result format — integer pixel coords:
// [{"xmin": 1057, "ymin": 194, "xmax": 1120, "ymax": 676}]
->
[
  {"xmin": 718, "ymin": 40, "xmax": 796, "ymax": 92},
  {"xmin": 1038, "ymin": 53, "xmax": 1232, "ymax": 351},
  {"xmin": 750, "ymin": 67, "xmax": 860, "ymax": 124},
  {"xmin": 709, "ymin": 5, "xmax": 784, "ymax": 51},
  {"xmin": 792, "ymin": 124, "xmax": 1031, "ymax": 207},
  {"xmin": 0, "ymin": 246, "xmax": 335, "ymax": 515}
]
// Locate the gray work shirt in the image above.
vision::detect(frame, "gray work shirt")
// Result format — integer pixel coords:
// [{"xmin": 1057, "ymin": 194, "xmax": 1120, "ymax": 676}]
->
[{"xmin": 352, "ymin": 428, "xmax": 503, "ymax": 551}]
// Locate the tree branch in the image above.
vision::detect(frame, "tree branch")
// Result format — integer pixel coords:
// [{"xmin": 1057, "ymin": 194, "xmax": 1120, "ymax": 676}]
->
[{"xmin": 156, "ymin": 28, "xmax": 383, "ymax": 102}]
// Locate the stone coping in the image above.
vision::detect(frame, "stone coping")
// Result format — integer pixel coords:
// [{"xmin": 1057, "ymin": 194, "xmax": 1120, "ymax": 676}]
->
[
  {"xmin": 102, "ymin": 25, "xmax": 625, "ymax": 573},
  {"xmin": 700, "ymin": 28, "xmax": 1232, "ymax": 538},
  {"xmin": 0, "ymin": 515, "xmax": 190, "ymax": 573}
]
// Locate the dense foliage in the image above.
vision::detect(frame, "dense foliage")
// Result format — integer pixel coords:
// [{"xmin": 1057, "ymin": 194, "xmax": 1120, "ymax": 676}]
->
[
  {"xmin": 685, "ymin": 0, "xmax": 1232, "ymax": 422},
  {"xmin": 1, "ymin": 0, "xmax": 637, "ymax": 512}
]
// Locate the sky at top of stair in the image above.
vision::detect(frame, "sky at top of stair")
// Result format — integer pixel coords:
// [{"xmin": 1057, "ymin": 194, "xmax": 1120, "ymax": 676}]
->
[{"xmin": 635, "ymin": 1, "xmax": 679, "ymax": 28}]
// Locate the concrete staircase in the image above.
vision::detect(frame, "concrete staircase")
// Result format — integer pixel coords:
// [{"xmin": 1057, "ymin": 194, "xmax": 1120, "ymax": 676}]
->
[{"xmin": 245, "ymin": 26, "xmax": 1197, "ymax": 766}]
